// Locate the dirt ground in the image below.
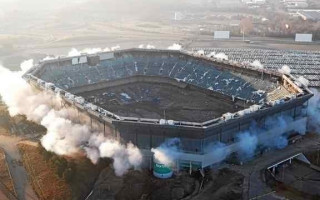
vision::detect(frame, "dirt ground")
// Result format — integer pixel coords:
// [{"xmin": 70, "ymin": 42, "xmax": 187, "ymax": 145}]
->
[
  {"xmin": 80, "ymin": 82, "xmax": 243, "ymax": 122},
  {"xmin": 88, "ymin": 167, "xmax": 243, "ymax": 200},
  {"xmin": 192, "ymin": 168, "xmax": 244, "ymax": 200},
  {"xmin": 263, "ymin": 150, "xmax": 320, "ymax": 200}
]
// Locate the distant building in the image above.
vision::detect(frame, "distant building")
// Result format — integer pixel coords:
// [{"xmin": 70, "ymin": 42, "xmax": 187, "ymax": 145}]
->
[
  {"xmin": 253, "ymin": 0, "xmax": 266, "ymax": 4},
  {"xmin": 242, "ymin": 0, "xmax": 266, "ymax": 4},
  {"xmin": 283, "ymin": 0, "xmax": 308, "ymax": 8},
  {"xmin": 214, "ymin": 31, "xmax": 230, "ymax": 40},
  {"xmin": 295, "ymin": 33, "xmax": 313, "ymax": 42}
]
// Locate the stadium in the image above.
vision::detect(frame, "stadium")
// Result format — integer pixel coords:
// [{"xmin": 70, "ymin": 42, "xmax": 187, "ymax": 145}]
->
[{"xmin": 23, "ymin": 48, "xmax": 313, "ymax": 171}]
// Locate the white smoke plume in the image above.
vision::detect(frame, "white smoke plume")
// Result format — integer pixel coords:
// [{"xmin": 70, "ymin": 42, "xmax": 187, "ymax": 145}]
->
[
  {"xmin": 152, "ymin": 114, "xmax": 307, "ymax": 165},
  {"xmin": 308, "ymin": 88, "xmax": 320, "ymax": 133},
  {"xmin": 42, "ymin": 55, "xmax": 58, "ymax": 61},
  {"xmin": 20, "ymin": 59, "xmax": 34, "ymax": 73},
  {"xmin": 278, "ymin": 65, "xmax": 291, "ymax": 75},
  {"xmin": 168, "ymin": 43, "xmax": 182, "ymax": 50},
  {"xmin": 151, "ymin": 138, "xmax": 180, "ymax": 166},
  {"xmin": 68, "ymin": 48, "xmax": 82, "ymax": 57},
  {"xmin": 250, "ymin": 60, "xmax": 264, "ymax": 69},
  {"xmin": 67, "ymin": 46, "xmax": 119, "ymax": 57},
  {"xmin": 0, "ymin": 61, "xmax": 142, "ymax": 176},
  {"xmin": 81, "ymin": 48, "xmax": 103, "ymax": 55},
  {"xmin": 206, "ymin": 52, "xmax": 216, "ymax": 58},
  {"xmin": 196, "ymin": 50, "xmax": 205, "ymax": 56},
  {"xmin": 138, "ymin": 44, "xmax": 156, "ymax": 49},
  {"xmin": 298, "ymin": 76, "xmax": 309, "ymax": 86},
  {"xmin": 221, "ymin": 115, "xmax": 307, "ymax": 162},
  {"xmin": 204, "ymin": 142, "xmax": 229, "ymax": 162},
  {"xmin": 146, "ymin": 44, "xmax": 156, "ymax": 49},
  {"xmin": 205, "ymin": 52, "xmax": 228, "ymax": 60},
  {"xmin": 236, "ymin": 115, "xmax": 306, "ymax": 160},
  {"xmin": 67, "ymin": 48, "xmax": 102, "ymax": 56},
  {"xmin": 272, "ymin": 136, "xmax": 288, "ymax": 149},
  {"xmin": 103, "ymin": 47, "xmax": 111, "ymax": 52},
  {"xmin": 237, "ymin": 131, "xmax": 258, "ymax": 159},
  {"xmin": 214, "ymin": 52, "xmax": 228, "ymax": 61},
  {"xmin": 111, "ymin": 45, "xmax": 120, "ymax": 51}
]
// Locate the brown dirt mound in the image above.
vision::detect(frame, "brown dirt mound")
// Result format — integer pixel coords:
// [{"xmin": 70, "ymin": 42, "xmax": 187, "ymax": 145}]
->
[
  {"xmin": 192, "ymin": 168, "xmax": 244, "ymax": 200},
  {"xmin": 89, "ymin": 168, "xmax": 197, "ymax": 200}
]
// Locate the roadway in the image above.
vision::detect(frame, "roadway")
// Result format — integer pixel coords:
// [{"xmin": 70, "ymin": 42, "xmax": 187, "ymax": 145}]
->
[{"xmin": 228, "ymin": 133, "xmax": 320, "ymax": 200}]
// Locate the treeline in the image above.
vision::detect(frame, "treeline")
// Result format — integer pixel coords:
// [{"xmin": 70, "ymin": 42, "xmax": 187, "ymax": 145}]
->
[{"xmin": 39, "ymin": 145, "xmax": 76, "ymax": 183}]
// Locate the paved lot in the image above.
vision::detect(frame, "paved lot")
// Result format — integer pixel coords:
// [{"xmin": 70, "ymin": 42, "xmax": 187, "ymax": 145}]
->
[{"xmin": 228, "ymin": 134, "xmax": 320, "ymax": 199}]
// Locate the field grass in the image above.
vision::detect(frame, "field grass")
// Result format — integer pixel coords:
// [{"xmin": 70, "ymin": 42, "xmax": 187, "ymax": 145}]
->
[
  {"xmin": 18, "ymin": 142, "xmax": 109, "ymax": 200},
  {"xmin": 0, "ymin": 149, "xmax": 15, "ymax": 196},
  {"xmin": 18, "ymin": 143, "xmax": 72, "ymax": 200}
]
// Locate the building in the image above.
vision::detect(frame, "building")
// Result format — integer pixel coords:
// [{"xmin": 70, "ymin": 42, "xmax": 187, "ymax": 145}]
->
[
  {"xmin": 214, "ymin": 31, "xmax": 230, "ymax": 40},
  {"xmin": 242, "ymin": 0, "xmax": 266, "ymax": 5},
  {"xmin": 283, "ymin": 0, "xmax": 308, "ymax": 8},
  {"xmin": 295, "ymin": 33, "xmax": 313, "ymax": 42},
  {"xmin": 24, "ymin": 49, "xmax": 313, "ymax": 170}
]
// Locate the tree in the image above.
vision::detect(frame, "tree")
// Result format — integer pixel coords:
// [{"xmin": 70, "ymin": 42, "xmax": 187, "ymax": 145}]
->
[
  {"xmin": 63, "ymin": 168, "xmax": 74, "ymax": 183},
  {"xmin": 53, "ymin": 157, "xmax": 68, "ymax": 178},
  {"xmin": 240, "ymin": 17, "xmax": 254, "ymax": 40}
]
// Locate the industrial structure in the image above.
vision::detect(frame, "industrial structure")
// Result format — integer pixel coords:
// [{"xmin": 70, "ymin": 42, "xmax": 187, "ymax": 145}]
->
[{"xmin": 24, "ymin": 49, "xmax": 313, "ymax": 171}]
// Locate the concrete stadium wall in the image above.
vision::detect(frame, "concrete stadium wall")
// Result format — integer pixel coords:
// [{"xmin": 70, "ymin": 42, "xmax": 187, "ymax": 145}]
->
[{"xmin": 113, "ymin": 93, "xmax": 311, "ymax": 155}]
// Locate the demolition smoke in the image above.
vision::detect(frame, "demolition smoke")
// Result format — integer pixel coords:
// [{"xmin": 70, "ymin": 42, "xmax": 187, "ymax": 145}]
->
[
  {"xmin": 278, "ymin": 65, "xmax": 291, "ymax": 75},
  {"xmin": 168, "ymin": 43, "xmax": 182, "ymax": 50},
  {"xmin": 298, "ymin": 76, "xmax": 309, "ymax": 87},
  {"xmin": 153, "ymin": 114, "xmax": 312, "ymax": 166},
  {"xmin": 308, "ymin": 88, "xmax": 320, "ymax": 132},
  {"xmin": 151, "ymin": 138, "xmax": 180, "ymax": 166},
  {"xmin": 250, "ymin": 60, "xmax": 264, "ymax": 69},
  {"xmin": 206, "ymin": 51, "xmax": 228, "ymax": 61},
  {"xmin": 0, "ymin": 61, "xmax": 142, "ymax": 176},
  {"xmin": 138, "ymin": 44, "xmax": 156, "ymax": 49},
  {"xmin": 67, "ymin": 46, "xmax": 120, "ymax": 57}
]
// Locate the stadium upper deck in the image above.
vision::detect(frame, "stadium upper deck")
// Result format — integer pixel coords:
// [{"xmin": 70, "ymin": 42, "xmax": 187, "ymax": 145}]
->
[{"xmin": 34, "ymin": 49, "xmax": 286, "ymax": 104}]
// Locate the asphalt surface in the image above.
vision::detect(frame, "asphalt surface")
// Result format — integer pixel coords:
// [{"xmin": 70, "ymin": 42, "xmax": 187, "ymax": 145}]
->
[{"xmin": 228, "ymin": 134, "xmax": 320, "ymax": 200}]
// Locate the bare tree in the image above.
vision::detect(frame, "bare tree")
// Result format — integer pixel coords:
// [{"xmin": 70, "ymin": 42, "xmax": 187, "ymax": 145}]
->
[{"xmin": 240, "ymin": 17, "xmax": 253, "ymax": 40}]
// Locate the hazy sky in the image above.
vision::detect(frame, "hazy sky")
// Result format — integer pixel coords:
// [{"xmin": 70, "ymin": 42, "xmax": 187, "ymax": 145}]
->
[
  {"xmin": 0, "ymin": 0, "xmax": 208, "ymax": 11},
  {"xmin": 0, "ymin": 0, "xmax": 209, "ymax": 23}
]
